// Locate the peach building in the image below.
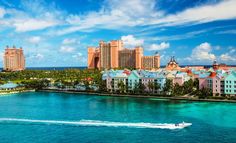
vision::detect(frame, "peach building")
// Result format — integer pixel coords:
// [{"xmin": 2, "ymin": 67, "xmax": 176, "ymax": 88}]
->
[
  {"xmin": 142, "ymin": 53, "xmax": 160, "ymax": 70},
  {"xmin": 165, "ymin": 56, "xmax": 181, "ymax": 71},
  {"xmin": 88, "ymin": 40, "xmax": 160, "ymax": 70},
  {"xmin": 3, "ymin": 46, "xmax": 25, "ymax": 71}
]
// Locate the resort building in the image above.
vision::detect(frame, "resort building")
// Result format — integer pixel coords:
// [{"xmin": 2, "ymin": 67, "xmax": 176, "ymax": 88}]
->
[
  {"xmin": 166, "ymin": 56, "xmax": 180, "ymax": 71},
  {"xmin": 173, "ymin": 72, "xmax": 191, "ymax": 86},
  {"xmin": 88, "ymin": 40, "xmax": 160, "ymax": 70},
  {"xmin": 3, "ymin": 46, "xmax": 25, "ymax": 71},
  {"xmin": 199, "ymin": 71, "xmax": 236, "ymax": 96},
  {"xmin": 103, "ymin": 67, "xmax": 236, "ymax": 96},
  {"xmin": 142, "ymin": 53, "xmax": 160, "ymax": 70},
  {"xmin": 103, "ymin": 69, "xmax": 166, "ymax": 93}
]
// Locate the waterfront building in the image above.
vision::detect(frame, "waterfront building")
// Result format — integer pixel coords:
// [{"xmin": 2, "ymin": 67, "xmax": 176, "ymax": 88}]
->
[
  {"xmin": 104, "ymin": 69, "xmax": 166, "ymax": 93},
  {"xmin": 88, "ymin": 40, "xmax": 160, "ymax": 70},
  {"xmin": 127, "ymin": 70, "xmax": 140, "ymax": 91},
  {"xmin": 198, "ymin": 72, "xmax": 212, "ymax": 90},
  {"xmin": 3, "ymin": 46, "xmax": 25, "ymax": 71},
  {"xmin": 224, "ymin": 71, "xmax": 236, "ymax": 96},
  {"xmin": 199, "ymin": 70, "xmax": 236, "ymax": 96},
  {"xmin": 173, "ymin": 72, "xmax": 191, "ymax": 86},
  {"xmin": 103, "ymin": 68, "xmax": 236, "ymax": 96}
]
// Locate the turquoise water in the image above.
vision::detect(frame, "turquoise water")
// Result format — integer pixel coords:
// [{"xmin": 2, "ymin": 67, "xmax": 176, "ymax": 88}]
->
[{"xmin": 0, "ymin": 92, "xmax": 236, "ymax": 143}]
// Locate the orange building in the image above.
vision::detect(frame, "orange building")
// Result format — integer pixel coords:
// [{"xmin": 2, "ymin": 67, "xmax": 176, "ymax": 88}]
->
[
  {"xmin": 165, "ymin": 56, "xmax": 180, "ymax": 71},
  {"xmin": 3, "ymin": 46, "xmax": 25, "ymax": 71},
  {"xmin": 87, "ymin": 40, "xmax": 160, "ymax": 70},
  {"xmin": 142, "ymin": 53, "xmax": 160, "ymax": 70}
]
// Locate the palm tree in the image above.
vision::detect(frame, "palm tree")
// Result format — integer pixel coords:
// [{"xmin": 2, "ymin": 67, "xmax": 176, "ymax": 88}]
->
[
  {"xmin": 148, "ymin": 81, "xmax": 155, "ymax": 94},
  {"xmin": 117, "ymin": 80, "xmax": 126, "ymax": 93}
]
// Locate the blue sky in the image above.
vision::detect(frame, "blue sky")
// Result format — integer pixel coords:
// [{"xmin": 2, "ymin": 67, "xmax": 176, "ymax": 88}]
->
[{"xmin": 0, "ymin": 0, "xmax": 236, "ymax": 67}]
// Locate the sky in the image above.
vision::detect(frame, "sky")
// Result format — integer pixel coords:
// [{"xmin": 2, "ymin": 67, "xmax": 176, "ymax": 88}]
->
[{"xmin": 0, "ymin": 0, "xmax": 236, "ymax": 67}]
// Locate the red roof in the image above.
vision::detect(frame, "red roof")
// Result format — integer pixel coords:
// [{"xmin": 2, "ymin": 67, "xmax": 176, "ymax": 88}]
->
[{"xmin": 208, "ymin": 72, "xmax": 217, "ymax": 78}]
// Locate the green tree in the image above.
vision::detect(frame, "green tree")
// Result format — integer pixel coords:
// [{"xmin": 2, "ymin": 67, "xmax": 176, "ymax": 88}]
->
[
  {"xmin": 163, "ymin": 79, "xmax": 173, "ymax": 95},
  {"xmin": 117, "ymin": 80, "xmax": 126, "ymax": 93},
  {"xmin": 147, "ymin": 81, "xmax": 155, "ymax": 94}
]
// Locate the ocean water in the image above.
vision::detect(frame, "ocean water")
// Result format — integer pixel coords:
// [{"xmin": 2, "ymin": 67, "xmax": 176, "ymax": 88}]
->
[{"xmin": 0, "ymin": 92, "xmax": 235, "ymax": 143}]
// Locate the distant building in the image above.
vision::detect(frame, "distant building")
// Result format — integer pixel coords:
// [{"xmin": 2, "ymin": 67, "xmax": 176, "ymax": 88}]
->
[
  {"xmin": 212, "ymin": 60, "xmax": 230, "ymax": 70},
  {"xmin": 3, "ymin": 46, "xmax": 25, "ymax": 71},
  {"xmin": 142, "ymin": 53, "xmax": 160, "ymax": 70},
  {"xmin": 88, "ymin": 40, "xmax": 160, "ymax": 70},
  {"xmin": 166, "ymin": 56, "xmax": 180, "ymax": 71}
]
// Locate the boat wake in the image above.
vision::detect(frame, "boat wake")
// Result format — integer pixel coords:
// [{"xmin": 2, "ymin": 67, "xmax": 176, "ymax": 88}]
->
[{"xmin": 0, "ymin": 118, "xmax": 192, "ymax": 129}]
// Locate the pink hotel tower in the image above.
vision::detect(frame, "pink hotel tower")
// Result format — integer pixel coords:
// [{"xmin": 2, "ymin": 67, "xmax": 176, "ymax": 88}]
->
[
  {"xmin": 88, "ymin": 40, "xmax": 160, "ymax": 70},
  {"xmin": 3, "ymin": 46, "xmax": 25, "ymax": 71}
]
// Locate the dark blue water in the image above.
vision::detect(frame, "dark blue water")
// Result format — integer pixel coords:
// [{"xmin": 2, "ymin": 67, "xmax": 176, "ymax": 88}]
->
[{"xmin": 0, "ymin": 92, "xmax": 235, "ymax": 143}]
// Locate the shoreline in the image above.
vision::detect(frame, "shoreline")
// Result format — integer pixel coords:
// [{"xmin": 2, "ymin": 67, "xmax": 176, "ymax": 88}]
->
[
  {"xmin": 0, "ymin": 89, "xmax": 35, "ymax": 96},
  {"xmin": 38, "ymin": 89, "xmax": 236, "ymax": 103}
]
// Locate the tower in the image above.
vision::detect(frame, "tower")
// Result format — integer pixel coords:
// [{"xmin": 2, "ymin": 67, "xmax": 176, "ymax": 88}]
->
[{"xmin": 135, "ymin": 46, "xmax": 143, "ymax": 69}]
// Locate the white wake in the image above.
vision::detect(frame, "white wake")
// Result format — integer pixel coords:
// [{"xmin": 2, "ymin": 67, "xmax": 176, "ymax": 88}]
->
[{"xmin": 0, "ymin": 118, "xmax": 191, "ymax": 129}]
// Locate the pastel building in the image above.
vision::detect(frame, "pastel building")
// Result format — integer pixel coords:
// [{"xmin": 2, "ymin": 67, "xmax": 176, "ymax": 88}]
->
[
  {"xmin": 3, "ymin": 46, "xmax": 25, "ymax": 71},
  {"xmin": 199, "ymin": 71, "xmax": 236, "ymax": 96},
  {"xmin": 88, "ymin": 40, "xmax": 160, "ymax": 70},
  {"xmin": 103, "ymin": 69, "xmax": 166, "ymax": 93},
  {"xmin": 173, "ymin": 72, "xmax": 191, "ymax": 86},
  {"xmin": 224, "ymin": 71, "xmax": 236, "ymax": 96}
]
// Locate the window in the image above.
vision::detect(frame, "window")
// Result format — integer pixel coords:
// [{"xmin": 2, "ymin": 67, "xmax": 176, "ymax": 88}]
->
[
  {"xmin": 226, "ymin": 85, "xmax": 228, "ymax": 88},
  {"xmin": 226, "ymin": 90, "xmax": 228, "ymax": 92},
  {"xmin": 226, "ymin": 81, "xmax": 228, "ymax": 83},
  {"xmin": 230, "ymin": 81, "xmax": 232, "ymax": 83}
]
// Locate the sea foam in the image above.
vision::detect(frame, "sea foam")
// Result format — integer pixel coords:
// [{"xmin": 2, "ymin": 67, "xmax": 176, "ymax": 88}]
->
[{"xmin": 0, "ymin": 118, "xmax": 191, "ymax": 129}]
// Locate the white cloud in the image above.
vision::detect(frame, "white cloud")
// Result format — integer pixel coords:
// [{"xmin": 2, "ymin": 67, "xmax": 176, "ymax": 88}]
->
[
  {"xmin": 151, "ymin": 0, "xmax": 236, "ymax": 26},
  {"xmin": 14, "ymin": 19, "xmax": 58, "ymax": 32},
  {"xmin": 220, "ymin": 54, "xmax": 234, "ymax": 62},
  {"xmin": 28, "ymin": 36, "xmax": 41, "ymax": 44},
  {"xmin": 220, "ymin": 47, "xmax": 236, "ymax": 62},
  {"xmin": 72, "ymin": 52, "xmax": 86, "ymax": 63},
  {"xmin": 0, "ymin": 7, "xmax": 6, "ymax": 18},
  {"xmin": 62, "ymin": 38, "xmax": 78, "ymax": 45},
  {"xmin": 57, "ymin": 0, "xmax": 160, "ymax": 35},
  {"xmin": 56, "ymin": 0, "xmax": 236, "ymax": 35},
  {"xmin": 186, "ymin": 42, "xmax": 216, "ymax": 63},
  {"xmin": 27, "ymin": 53, "xmax": 44, "ymax": 61},
  {"xmin": 34, "ymin": 53, "xmax": 44, "ymax": 60},
  {"xmin": 59, "ymin": 46, "xmax": 75, "ymax": 53},
  {"xmin": 121, "ymin": 35, "xmax": 144, "ymax": 48},
  {"xmin": 0, "ymin": 0, "xmax": 63, "ymax": 32},
  {"xmin": 1, "ymin": 0, "xmax": 236, "ymax": 34},
  {"xmin": 148, "ymin": 42, "xmax": 170, "ymax": 51},
  {"xmin": 217, "ymin": 30, "xmax": 236, "ymax": 35}
]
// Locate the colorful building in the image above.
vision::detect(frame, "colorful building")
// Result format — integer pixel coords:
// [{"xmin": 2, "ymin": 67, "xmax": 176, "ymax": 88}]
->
[
  {"xmin": 224, "ymin": 71, "xmax": 236, "ymax": 96},
  {"xmin": 166, "ymin": 56, "xmax": 180, "ymax": 71},
  {"xmin": 88, "ymin": 40, "xmax": 160, "ymax": 70},
  {"xmin": 199, "ymin": 70, "xmax": 236, "ymax": 96},
  {"xmin": 173, "ymin": 72, "xmax": 191, "ymax": 86},
  {"xmin": 3, "ymin": 46, "xmax": 25, "ymax": 71}
]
